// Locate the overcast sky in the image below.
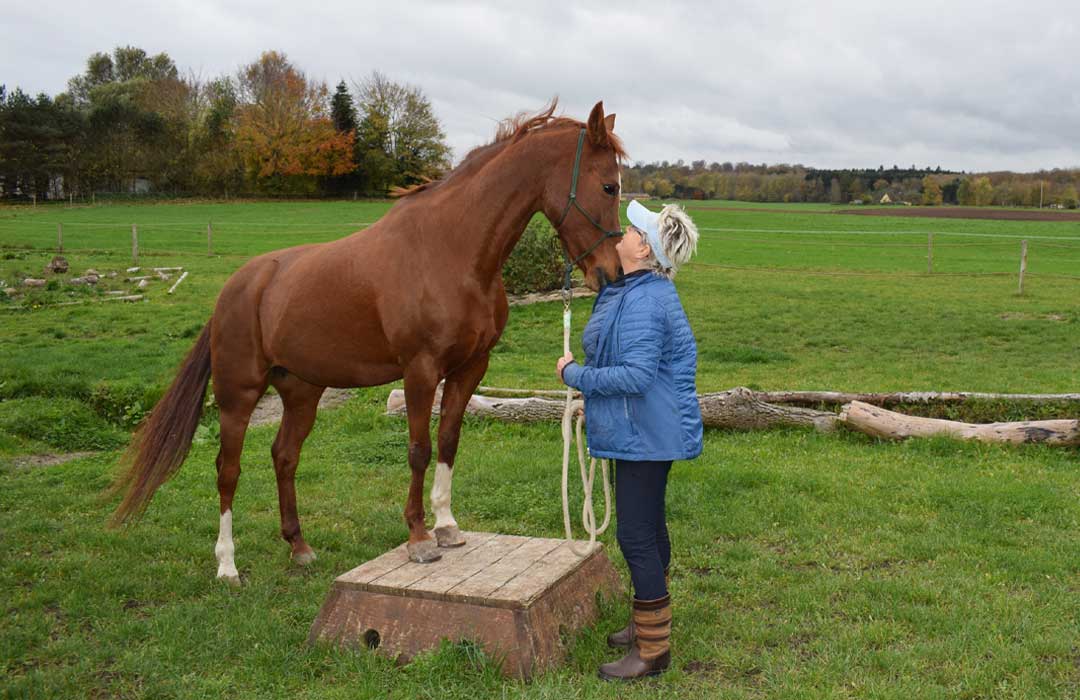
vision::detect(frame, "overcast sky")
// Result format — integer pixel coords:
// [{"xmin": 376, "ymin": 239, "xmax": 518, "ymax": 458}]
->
[{"xmin": 3, "ymin": 0, "xmax": 1078, "ymax": 172}]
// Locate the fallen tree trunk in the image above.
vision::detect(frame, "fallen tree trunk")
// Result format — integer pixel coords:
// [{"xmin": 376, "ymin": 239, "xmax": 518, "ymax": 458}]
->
[
  {"xmin": 758, "ymin": 390, "xmax": 1080, "ymax": 406},
  {"xmin": 839, "ymin": 400, "xmax": 1080, "ymax": 446},
  {"xmin": 472, "ymin": 386, "xmax": 1080, "ymax": 406},
  {"xmin": 699, "ymin": 388, "xmax": 837, "ymax": 431},
  {"xmin": 386, "ymin": 387, "xmax": 569, "ymax": 422},
  {"xmin": 386, "ymin": 386, "xmax": 837, "ymax": 432}
]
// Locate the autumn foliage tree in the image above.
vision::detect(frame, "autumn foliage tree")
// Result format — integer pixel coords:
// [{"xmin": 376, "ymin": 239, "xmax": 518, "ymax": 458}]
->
[
  {"xmin": 921, "ymin": 175, "xmax": 943, "ymax": 205},
  {"xmin": 233, "ymin": 51, "xmax": 355, "ymax": 194},
  {"xmin": 353, "ymin": 72, "xmax": 450, "ymax": 195}
]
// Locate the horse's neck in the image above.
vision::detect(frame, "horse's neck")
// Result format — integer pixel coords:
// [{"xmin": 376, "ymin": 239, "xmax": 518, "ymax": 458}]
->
[{"xmin": 447, "ymin": 136, "xmax": 561, "ymax": 285}]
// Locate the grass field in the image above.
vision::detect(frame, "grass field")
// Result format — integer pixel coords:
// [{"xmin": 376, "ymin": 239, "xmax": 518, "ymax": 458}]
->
[{"xmin": 2, "ymin": 199, "xmax": 1079, "ymax": 698}]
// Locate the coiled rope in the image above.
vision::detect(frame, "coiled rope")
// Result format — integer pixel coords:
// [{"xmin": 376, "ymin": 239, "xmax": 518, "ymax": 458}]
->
[{"xmin": 560, "ymin": 295, "xmax": 612, "ymax": 556}]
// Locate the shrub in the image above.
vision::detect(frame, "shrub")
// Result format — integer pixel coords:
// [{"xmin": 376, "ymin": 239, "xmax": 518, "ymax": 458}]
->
[
  {"xmin": 502, "ymin": 218, "xmax": 565, "ymax": 295},
  {"xmin": 88, "ymin": 381, "xmax": 164, "ymax": 429},
  {"xmin": 0, "ymin": 397, "xmax": 127, "ymax": 451}
]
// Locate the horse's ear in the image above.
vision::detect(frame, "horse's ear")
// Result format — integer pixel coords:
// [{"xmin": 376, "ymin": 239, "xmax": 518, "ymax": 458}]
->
[
  {"xmin": 604, "ymin": 113, "xmax": 616, "ymax": 132},
  {"xmin": 586, "ymin": 101, "xmax": 610, "ymax": 147}
]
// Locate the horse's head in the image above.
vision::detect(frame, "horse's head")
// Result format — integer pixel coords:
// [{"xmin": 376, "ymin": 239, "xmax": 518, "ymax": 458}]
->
[{"xmin": 544, "ymin": 101, "xmax": 625, "ymax": 290}]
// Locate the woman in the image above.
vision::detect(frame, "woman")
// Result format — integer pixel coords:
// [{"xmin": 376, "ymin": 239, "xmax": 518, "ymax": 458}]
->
[{"xmin": 557, "ymin": 199, "xmax": 703, "ymax": 681}]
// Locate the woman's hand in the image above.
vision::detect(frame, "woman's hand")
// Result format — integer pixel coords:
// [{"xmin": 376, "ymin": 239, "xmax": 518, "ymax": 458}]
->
[{"xmin": 556, "ymin": 352, "xmax": 574, "ymax": 382}]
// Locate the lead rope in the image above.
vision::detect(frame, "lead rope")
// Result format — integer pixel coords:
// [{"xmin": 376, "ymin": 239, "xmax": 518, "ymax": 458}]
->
[{"xmin": 561, "ymin": 290, "xmax": 612, "ymax": 556}]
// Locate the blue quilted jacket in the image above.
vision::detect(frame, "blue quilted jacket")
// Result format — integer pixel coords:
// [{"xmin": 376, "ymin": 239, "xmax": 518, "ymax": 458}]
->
[{"xmin": 561, "ymin": 271, "xmax": 704, "ymax": 462}]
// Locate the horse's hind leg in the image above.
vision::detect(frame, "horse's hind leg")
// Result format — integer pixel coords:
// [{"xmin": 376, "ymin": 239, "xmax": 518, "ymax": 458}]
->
[
  {"xmin": 269, "ymin": 371, "xmax": 325, "ymax": 566},
  {"xmin": 403, "ymin": 358, "xmax": 441, "ymax": 563},
  {"xmin": 432, "ymin": 352, "xmax": 491, "ymax": 548},
  {"xmin": 213, "ymin": 379, "xmax": 266, "ymax": 585}
]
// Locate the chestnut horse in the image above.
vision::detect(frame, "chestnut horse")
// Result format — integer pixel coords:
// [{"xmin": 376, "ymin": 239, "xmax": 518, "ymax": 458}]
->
[{"xmin": 110, "ymin": 101, "xmax": 626, "ymax": 583}]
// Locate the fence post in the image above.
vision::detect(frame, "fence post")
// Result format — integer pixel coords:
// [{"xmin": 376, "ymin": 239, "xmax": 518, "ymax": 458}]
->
[
  {"xmin": 58, "ymin": 223, "xmax": 63, "ymax": 253},
  {"xmin": 207, "ymin": 221, "xmax": 213, "ymax": 257},
  {"xmin": 32, "ymin": 194, "xmax": 36, "ymax": 208},
  {"xmin": 927, "ymin": 232, "xmax": 933, "ymax": 274},
  {"xmin": 132, "ymin": 224, "xmax": 139, "ymax": 266},
  {"xmin": 1018, "ymin": 239, "xmax": 1028, "ymax": 295}
]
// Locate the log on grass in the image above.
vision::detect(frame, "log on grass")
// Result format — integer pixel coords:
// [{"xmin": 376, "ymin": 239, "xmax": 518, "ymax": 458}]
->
[
  {"xmin": 386, "ymin": 388, "xmax": 571, "ymax": 423},
  {"xmin": 839, "ymin": 400, "xmax": 1080, "ymax": 446},
  {"xmin": 758, "ymin": 390, "xmax": 1080, "ymax": 406},
  {"xmin": 699, "ymin": 387, "xmax": 837, "ymax": 431},
  {"xmin": 474, "ymin": 386, "xmax": 1080, "ymax": 406},
  {"xmin": 386, "ymin": 385, "xmax": 837, "ymax": 432}
]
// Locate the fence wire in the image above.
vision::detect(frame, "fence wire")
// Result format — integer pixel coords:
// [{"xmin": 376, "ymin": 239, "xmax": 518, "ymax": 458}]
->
[{"xmin": 1, "ymin": 218, "xmax": 1078, "ymax": 283}]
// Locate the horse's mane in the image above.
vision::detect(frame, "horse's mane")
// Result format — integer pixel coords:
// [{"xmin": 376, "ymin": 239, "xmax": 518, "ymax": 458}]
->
[{"xmin": 391, "ymin": 98, "xmax": 626, "ymax": 199}]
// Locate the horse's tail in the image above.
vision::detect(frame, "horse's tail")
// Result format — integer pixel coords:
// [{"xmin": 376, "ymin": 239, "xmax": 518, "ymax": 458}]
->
[{"xmin": 109, "ymin": 320, "xmax": 213, "ymax": 527}]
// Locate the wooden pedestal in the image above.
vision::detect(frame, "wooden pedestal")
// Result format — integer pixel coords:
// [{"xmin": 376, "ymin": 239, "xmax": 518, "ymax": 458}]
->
[{"xmin": 307, "ymin": 532, "xmax": 623, "ymax": 678}]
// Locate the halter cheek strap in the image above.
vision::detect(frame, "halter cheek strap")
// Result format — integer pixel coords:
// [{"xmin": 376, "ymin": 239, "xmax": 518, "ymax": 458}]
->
[{"xmin": 554, "ymin": 128, "xmax": 624, "ymax": 291}]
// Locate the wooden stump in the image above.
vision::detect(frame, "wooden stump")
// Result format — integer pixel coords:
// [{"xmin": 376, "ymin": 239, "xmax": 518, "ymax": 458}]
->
[{"xmin": 308, "ymin": 532, "xmax": 622, "ymax": 678}]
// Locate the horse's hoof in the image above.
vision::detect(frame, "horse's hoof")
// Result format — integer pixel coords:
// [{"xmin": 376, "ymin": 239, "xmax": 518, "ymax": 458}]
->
[
  {"xmin": 217, "ymin": 571, "xmax": 241, "ymax": 587},
  {"xmin": 435, "ymin": 526, "xmax": 466, "ymax": 548},
  {"xmin": 292, "ymin": 548, "xmax": 317, "ymax": 566},
  {"xmin": 407, "ymin": 539, "xmax": 442, "ymax": 563}
]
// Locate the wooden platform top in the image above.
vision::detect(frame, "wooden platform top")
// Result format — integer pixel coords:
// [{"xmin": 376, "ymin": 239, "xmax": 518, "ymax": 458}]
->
[{"xmin": 335, "ymin": 532, "xmax": 609, "ymax": 610}]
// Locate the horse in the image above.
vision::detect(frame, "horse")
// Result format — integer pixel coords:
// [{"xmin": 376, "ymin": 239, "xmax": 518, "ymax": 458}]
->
[{"xmin": 110, "ymin": 100, "xmax": 627, "ymax": 583}]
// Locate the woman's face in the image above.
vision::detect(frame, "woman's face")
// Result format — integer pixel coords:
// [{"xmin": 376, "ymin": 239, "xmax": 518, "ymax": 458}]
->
[{"xmin": 616, "ymin": 224, "xmax": 651, "ymax": 270}]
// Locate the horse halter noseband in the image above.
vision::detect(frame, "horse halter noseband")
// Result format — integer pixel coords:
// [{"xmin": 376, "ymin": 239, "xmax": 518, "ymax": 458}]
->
[{"xmin": 554, "ymin": 128, "xmax": 623, "ymax": 290}]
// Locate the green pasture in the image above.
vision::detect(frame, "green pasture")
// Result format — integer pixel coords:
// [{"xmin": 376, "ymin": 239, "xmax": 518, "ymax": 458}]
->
[{"xmin": 2, "ymin": 200, "xmax": 1079, "ymax": 698}]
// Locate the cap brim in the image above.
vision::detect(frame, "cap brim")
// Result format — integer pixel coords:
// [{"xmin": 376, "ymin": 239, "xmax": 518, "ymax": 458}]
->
[{"xmin": 626, "ymin": 200, "xmax": 659, "ymax": 238}]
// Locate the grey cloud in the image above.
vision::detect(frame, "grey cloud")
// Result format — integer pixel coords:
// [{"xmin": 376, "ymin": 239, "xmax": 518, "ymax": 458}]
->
[{"xmin": 2, "ymin": 0, "xmax": 1078, "ymax": 171}]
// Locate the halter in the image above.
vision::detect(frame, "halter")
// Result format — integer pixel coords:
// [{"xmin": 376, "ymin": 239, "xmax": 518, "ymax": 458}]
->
[{"xmin": 554, "ymin": 128, "xmax": 624, "ymax": 292}]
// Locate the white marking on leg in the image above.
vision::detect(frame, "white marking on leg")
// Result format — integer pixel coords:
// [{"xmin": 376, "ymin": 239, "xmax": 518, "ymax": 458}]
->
[
  {"xmin": 215, "ymin": 509, "xmax": 239, "ymax": 581},
  {"xmin": 431, "ymin": 462, "xmax": 457, "ymax": 530}
]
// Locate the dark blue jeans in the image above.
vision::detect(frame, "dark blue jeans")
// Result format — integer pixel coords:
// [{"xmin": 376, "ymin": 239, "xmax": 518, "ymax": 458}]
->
[{"xmin": 614, "ymin": 459, "xmax": 672, "ymax": 601}]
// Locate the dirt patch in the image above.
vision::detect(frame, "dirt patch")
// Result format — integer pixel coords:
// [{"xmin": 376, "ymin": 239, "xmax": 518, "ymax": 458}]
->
[
  {"xmin": 999, "ymin": 312, "xmax": 1070, "ymax": 322},
  {"xmin": 11, "ymin": 451, "xmax": 97, "ymax": 468},
  {"xmin": 249, "ymin": 387, "xmax": 355, "ymax": 427},
  {"xmin": 684, "ymin": 660, "xmax": 721, "ymax": 675},
  {"xmin": 838, "ymin": 206, "xmax": 1080, "ymax": 222}
]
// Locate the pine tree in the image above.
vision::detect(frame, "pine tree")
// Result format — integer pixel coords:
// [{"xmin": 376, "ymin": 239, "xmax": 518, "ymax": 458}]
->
[{"xmin": 330, "ymin": 81, "xmax": 357, "ymax": 134}]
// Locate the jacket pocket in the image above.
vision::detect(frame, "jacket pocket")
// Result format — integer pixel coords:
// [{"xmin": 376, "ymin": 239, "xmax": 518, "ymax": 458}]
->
[
  {"xmin": 624, "ymin": 397, "xmax": 639, "ymax": 436},
  {"xmin": 585, "ymin": 396, "xmax": 618, "ymax": 451}
]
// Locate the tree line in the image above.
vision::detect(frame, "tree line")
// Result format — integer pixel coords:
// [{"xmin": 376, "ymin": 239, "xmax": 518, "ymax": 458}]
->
[
  {"xmin": 0, "ymin": 47, "xmax": 451, "ymax": 199},
  {"xmin": 622, "ymin": 161, "xmax": 1080, "ymax": 208},
  {"xmin": 3, "ymin": 47, "xmax": 1078, "ymax": 208}
]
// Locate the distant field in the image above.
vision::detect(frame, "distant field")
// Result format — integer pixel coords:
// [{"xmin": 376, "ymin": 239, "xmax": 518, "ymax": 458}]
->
[
  {"xmin": 1, "ymin": 197, "xmax": 1077, "ymax": 458},
  {"xmin": 2, "ymin": 198, "xmax": 1077, "ymax": 407},
  {"xmin": 3, "ymin": 199, "xmax": 1080, "ymax": 698},
  {"xmin": 838, "ymin": 205, "xmax": 1080, "ymax": 222}
]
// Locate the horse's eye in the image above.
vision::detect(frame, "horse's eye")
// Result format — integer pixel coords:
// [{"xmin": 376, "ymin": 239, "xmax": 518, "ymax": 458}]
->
[{"xmin": 603, "ymin": 183, "xmax": 619, "ymax": 196}]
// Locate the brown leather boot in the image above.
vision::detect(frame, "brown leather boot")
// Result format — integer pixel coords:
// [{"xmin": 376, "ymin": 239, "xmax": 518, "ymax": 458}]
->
[
  {"xmin": 606, "ymin": 619, "xmax": 635, "ymax": 649},
  {"xmin": 598, "ymin": 595, "xmax": 671, "ymax": 681},
  {"xmin": 607, "ymin": 569, "xmax": 669, "ymax": 649}
]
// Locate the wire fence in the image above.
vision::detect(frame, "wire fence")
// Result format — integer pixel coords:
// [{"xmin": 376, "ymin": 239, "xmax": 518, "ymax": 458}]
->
[{"xmin": 1, "ymin": 217, "xmax": 1079, "ymax": 285}]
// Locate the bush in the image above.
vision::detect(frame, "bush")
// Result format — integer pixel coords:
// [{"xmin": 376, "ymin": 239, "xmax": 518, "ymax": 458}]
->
[
  {"xmin": 502, "ymin": 218, "xmax": 565, "ymax": 295},
  {"xmin": 87, "ymin": 381, "xmax": 162, "ymax": 429},
  {"xmin": 0, "ymin": 397, "xmax": 127, "ymax": 451}
]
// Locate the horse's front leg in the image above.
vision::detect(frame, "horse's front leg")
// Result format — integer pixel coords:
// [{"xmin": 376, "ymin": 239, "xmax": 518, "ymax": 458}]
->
[
  {"xmin": 433, "ymin": 352, "xmax": 491, "ymax": 549},
  {"xmin": 403, "ymin": 359, "xmax": 441, "ymax": 563}
]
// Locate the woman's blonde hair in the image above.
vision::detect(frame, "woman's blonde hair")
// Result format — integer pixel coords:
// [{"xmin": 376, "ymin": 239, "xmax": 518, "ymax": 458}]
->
[{"xmin": 646, "ymin": 204, "xmax": 699, "ymax": 279}]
